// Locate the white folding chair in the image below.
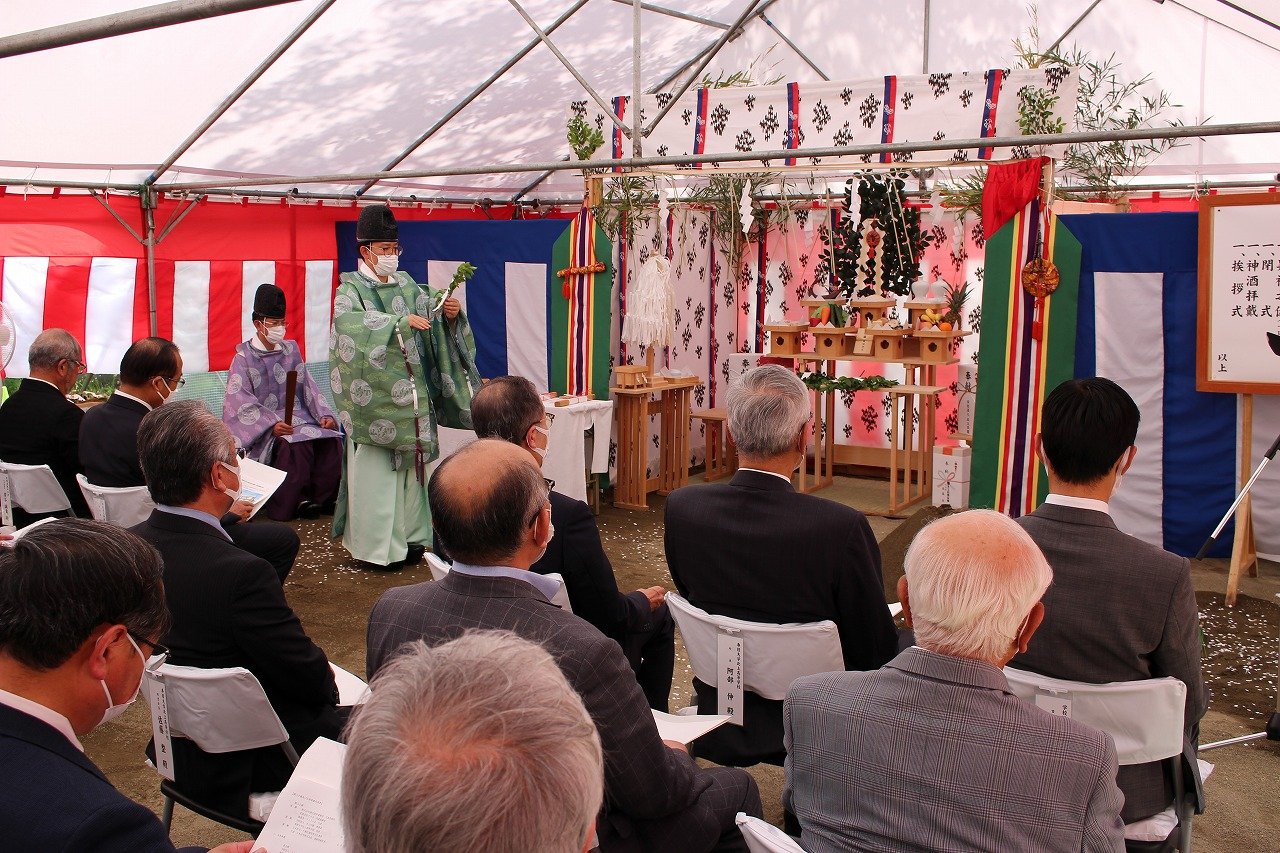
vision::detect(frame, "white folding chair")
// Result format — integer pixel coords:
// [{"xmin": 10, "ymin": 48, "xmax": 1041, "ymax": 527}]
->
[
  {"xmin": 426, "ymin": 552, "xmax": 573, "ymax": 613},
  {"xmin": 1004, "ymin": 668, "xmax": 1201, "ymax": 852},
  {"xmin": 76, "ymin": 474, "xmax": 155, "ymax": 528},
  {"xmin": 0, "ymin": 461, "xmax": 73, "ymax": 527},
  {"xmin": 143, "ymin": 664, "xmax": 298, "ymax": 835},
  {"xmin": 666, "ymin": 592, "xmax": 844, "ymax": 709},
  {"xmin": 736, "ymin": 813, "xmax": 806, "ymax": 853}
]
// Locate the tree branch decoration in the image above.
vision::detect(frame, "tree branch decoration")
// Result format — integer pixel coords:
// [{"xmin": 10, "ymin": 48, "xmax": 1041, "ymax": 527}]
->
[
  {"xmin": 820, "ymin": 171, "xmax": 934, "ymax": 299},
  {"xmin": 797, "ymin": 371, "xmax": 899, "ymax": 394}
]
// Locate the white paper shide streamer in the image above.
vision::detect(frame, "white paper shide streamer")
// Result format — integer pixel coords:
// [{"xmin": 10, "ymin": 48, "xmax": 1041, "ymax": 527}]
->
[{"xmin": 622, "ymin": 256, "xmax": 675, "ymax": 350}]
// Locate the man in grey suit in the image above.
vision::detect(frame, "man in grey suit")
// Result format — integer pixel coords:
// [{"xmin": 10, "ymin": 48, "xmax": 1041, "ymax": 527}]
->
[
  {"xmin": 1013, "ymin": 376, "xmax": 1207, "ymax": 822},
  {"xmin": 785, "ymin": 510, "xmax": 1125, "ymax": 853},
  {"xmin": 366, "ymin": 439, "xmax": 762, "ymax": 853}
]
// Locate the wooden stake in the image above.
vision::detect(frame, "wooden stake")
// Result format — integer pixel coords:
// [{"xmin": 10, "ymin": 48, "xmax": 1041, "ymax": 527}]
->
[{"xmin": 1226, "ymin": 394, "xmax": 1259, "ymax": 606}]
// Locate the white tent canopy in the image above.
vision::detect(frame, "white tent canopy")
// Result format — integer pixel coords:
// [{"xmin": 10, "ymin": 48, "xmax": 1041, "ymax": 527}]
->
[{"xmin": 3, "ymin": 0, "xmax": 1280, "ymax": 200}]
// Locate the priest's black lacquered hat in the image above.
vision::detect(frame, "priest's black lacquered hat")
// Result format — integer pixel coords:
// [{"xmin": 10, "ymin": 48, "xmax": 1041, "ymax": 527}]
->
[
  {"xmin": 253, "ymin": 283, "xmax": 286, "ymax": 318},
  {"xmin": 356, "ymin": 204, "xmax": 398, "ymax": 242}
]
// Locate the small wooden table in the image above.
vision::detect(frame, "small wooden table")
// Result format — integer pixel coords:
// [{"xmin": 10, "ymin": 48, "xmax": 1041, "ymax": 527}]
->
[{"xmin": 612, "ymin": 376, "xmax": 702, "ymax": 509}]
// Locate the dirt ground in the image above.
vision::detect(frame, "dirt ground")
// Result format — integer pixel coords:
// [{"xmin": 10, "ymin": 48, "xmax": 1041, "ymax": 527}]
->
[{"xmin": 86, "ymin": 480, "xmax": 1280, "ymax": 851}]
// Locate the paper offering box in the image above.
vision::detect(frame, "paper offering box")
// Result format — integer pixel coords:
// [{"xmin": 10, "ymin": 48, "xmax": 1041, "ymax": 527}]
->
[{"xmin": 932, "ymin": 443, "xmax": 971, "ymax": 509}]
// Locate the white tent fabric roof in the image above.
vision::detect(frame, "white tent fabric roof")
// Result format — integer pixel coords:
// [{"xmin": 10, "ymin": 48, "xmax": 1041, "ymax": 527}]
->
[{"xmin": 3, "ymin": 0, "xmax": 1280, "ymax": 199}]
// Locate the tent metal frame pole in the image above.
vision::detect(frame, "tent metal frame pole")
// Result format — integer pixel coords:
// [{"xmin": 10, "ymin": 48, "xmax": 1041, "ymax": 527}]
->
[
  {"xmin": 0, "ymin": 0, "xmax": 303, "ymax": 59},
  {"xmin": 154, "ymin": 119, "xmax": 1280, "ymax": 192},
  {"xmin": 608, "ymin": 0, "xmax": 730, "ymax": 30},
  {"xmin": 632, "ymin": 0, "xmax": 644, "ymax": 157},
  {"xmin": 148, "ymin": 0, "xmax": 337, "ymax": 185},
  {"xmin": 1046, "ymin": 0, "xmax": 1107, "ymax": 55},
  {"xmin": 759, "ymin": 12, "xmax": 829, "ymax": 81},
  {"xmin": 506, "ymin": 0, "xmax": 632, "ymax": 138},
  {"xmin": 643, "ymin": 0, "xmax": 771, "ymax": 136},
  {"xmin": 88, "ymin": 190, "xmax": 145, "ymax": 243},
  {"xmin": 358, "ymin": 0, "xmax": 592, "ymax": 196},
  {"xmin": 142, "ymin": 188, "xmax": 160, "ymax": 336},
  {"xmin": 154, "ymin": 195, "xmax": 206, "ymax": 243},
  {"xmin": 648, "ymin": 0, "xmax": 781, "ymax": 95},
  {"xmin": 922, "ymin": 0, "xmax": 931, "ymax": 73}
]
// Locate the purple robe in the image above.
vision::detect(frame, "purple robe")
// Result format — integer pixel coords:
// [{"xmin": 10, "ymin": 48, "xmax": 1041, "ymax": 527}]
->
[{"xmin": 223, "ymin": 339, "xmax": 342, "ymax": 462}]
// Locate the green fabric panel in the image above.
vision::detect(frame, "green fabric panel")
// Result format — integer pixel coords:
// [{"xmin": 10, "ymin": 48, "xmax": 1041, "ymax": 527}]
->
[
  {"xmin": 969, "ymin": 219, "xmax": 1017, "ymax": 511},
  {"xmin": 550, "ymin": 223, "xmax": 570, "ymax": 395}
]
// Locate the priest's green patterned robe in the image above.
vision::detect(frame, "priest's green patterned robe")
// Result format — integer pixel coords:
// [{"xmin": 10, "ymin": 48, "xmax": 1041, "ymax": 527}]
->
[{"xmin": 329, "ymin": 265, "xmax": 481, "ymax": 565}]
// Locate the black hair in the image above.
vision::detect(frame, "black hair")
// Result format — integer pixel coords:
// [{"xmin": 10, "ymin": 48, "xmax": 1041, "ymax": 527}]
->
[
  {"xmin": 0, "ymin": 520, "xmax": 168, "ymax": 670},
  {"xmin": 1040, "ymin": 377, "xmax": 1140, "ymax": 485},
  {"xmin": 471, "ymin": 376, "xmax": 544, "ymax": 446},
  {"xmin": 119, "ymin": 337, "xmax": 180, "ymax": 386},
  {"xmin": 429, "ymin": 441, "xmax": 546, "ymax": 565}
]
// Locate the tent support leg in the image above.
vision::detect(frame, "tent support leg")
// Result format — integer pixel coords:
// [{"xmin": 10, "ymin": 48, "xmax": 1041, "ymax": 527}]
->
[{"xmin": 143, "ymin": 187, "xmax": 159, "ymax": 337}]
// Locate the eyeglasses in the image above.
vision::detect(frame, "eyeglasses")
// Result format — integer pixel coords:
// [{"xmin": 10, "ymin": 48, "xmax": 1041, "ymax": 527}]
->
[
  {"xmin": 64, "ymin": 358, "xmax": 88, "ymax": 375},
  {"xmin": 258, "ymin": 319, "xmax": 287, "ymax": 328},
  {"xmin": 368, "ymin": 243, "xmax": 403, "ymax": 255},
  {"xmin": 543, "ymin": 410, "xmax": 555, "ymax": 427},
  {"xmin": 128, "ymin": 631, "xmax": 170, "ymax": 672},
  {"xmin": 155, "ymin": 376, "xmax": 187, "ymax": 389},
  {"xmin": 528, "ymin": 480, "xmax": 554, "ymax": 526},
  {"xmin": 544, "ymin": 477, "xmax": 556, "ymax": 493}
]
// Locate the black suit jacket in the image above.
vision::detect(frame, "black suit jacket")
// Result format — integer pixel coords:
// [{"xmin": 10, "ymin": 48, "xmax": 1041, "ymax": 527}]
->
[
  {"xmin": 534, "ymin": 490, "xmax": 650, "ymax": 643},
  {"xmin": 0, "ymin": 378, "xmax": 89, "ymax": 520},
  {"xmin": 1013, "ymin": 502, "xmax": 1207, "ymax": 822},
  {"xmin": 664, "ymin": 469, "xmax": 898, "ymax": 765},
  {"xmin": 80, "ymin": 392, "xmax": 149, "ymax": 487},
  {"xmin": 0, "ymin": 703, "xmax": 203, "ymax": 852},
  {"xmin": 367, "ymin": 571, "xmax": 756, "ymax": 853},
  {"xmin": 131, "ymin": 509, "xmax": 339, "ymax": 817}
]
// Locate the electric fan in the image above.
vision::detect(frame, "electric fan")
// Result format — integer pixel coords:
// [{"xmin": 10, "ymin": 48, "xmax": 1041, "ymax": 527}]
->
[{"xmin": 0, "ymin": 301, "xmax": 16, "ymax": 374}]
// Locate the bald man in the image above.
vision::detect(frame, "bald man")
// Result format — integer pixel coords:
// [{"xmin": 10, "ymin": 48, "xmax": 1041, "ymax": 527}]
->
[{"xmin": 366, "ymin": 439, "xmax": 762, "ymax": 853}]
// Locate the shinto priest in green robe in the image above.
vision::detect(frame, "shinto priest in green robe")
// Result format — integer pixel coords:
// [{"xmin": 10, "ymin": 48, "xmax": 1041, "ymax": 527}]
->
[{"xmin": 329, "ymin": 205, "xmax": 480, "ymax": 566}]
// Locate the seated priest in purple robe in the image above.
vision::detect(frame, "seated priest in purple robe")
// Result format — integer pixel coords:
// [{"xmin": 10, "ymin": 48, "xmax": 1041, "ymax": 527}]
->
[{"xmin": 222, "ymin": 284, "xmax": 343, "ymax": 521}]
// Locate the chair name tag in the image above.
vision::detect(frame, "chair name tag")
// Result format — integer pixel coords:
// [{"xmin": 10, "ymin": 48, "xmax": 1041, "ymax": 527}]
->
[
  {"xmin": 1034, "ymin": 688, "xmax": 1073, "ymax": 719},
  {"xmin": 145, "ymin": 672, "xmax": 176, "ymax": 782},
  {"xmin": 716, "ymin": 628, "xmax": 744, "ymax": 726}
]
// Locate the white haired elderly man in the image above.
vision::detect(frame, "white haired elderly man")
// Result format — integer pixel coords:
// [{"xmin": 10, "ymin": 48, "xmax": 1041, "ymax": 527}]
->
[
  {"xmin": 342, "ymin": 631, "xmax": 604, "ymax": 853},
  {"xmin": 783, "ymin": 510, "xmax": 1126, "ymax": 853},
  {"xmin": 664, "ymin": 364, "xmax": 898, "ymax": 768}
]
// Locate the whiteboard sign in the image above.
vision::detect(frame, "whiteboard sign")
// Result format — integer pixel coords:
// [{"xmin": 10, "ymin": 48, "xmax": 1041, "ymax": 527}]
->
[{"xmin": 1198, "ymin": 194, "xmax": 1280, "ymax": 393}]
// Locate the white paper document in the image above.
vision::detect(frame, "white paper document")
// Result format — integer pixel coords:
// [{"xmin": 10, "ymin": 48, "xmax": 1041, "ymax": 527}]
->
[
  {"xmin": 652, "ymin": 710, "xmax": 732, "ymax": 745},
  {"xmin": 236, "ymin": 457, "xmax": 287, "ymax": 520},
  {"xmin": 254, "ymin": 737, "xmax": 346, "ymax": 853},
  {"xmin": 330, "ymin": 662, "xmax": 369, "ymax": 707}
]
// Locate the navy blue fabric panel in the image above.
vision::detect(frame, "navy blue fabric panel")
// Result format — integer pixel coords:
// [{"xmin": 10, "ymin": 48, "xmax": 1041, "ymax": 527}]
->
[
  {"xmin": 1057, "ymin": 213, "xmax": 1235, "ymax": 557},
  {"xmin": 336, "ymin": 220, "xmax": 568, "ymax": 380}
]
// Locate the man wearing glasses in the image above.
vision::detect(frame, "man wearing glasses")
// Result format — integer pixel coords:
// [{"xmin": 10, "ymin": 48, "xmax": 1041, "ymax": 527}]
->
[
  {"xmin": 0, "ymin": 519, "xmax": 257, "ymax": 853},
  {"xmin": 0, "ymin": 328, "xmax": 91, "ymax": 523},
  {"xmin": 223, "ymin": 284, "xmax": 343, "ymax": 521},
  {"xmin": 330, "ymin": 204, "xmax": 481, "ymax": 568}
]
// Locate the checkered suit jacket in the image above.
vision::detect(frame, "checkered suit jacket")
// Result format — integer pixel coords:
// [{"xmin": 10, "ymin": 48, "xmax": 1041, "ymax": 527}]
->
[
  {"xmin": 366, "ymin": 570, "xmax": 759, "ymax": 853},
  {"xmin": 784, "ymin": 647, "xmax": 1125, "ymax": 853},
  {"xmin": 1013, "ymin": 502, "xmax": 1207, "ymax": 822}
]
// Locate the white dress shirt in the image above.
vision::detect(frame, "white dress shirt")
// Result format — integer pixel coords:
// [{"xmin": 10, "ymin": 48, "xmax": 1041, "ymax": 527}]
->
[{"xmin": 0, "ymin": 687, "xmax": 82, "ymax": 751}]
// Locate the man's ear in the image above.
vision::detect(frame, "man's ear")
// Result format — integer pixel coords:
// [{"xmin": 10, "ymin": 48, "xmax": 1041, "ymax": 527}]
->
[
  {"xmin": 725, "ymin": 426, "xmax": 736, "ymax": 449},
  {"xmin": 1015, "ymin": 602, "xmax": 1046, "ymax": 655},
  {"xmin": 87, "ymin": 624, "xmax": 128, "ymax": 681},
  {"xmin": 1118, "ymin": 446, "xmax": 1137, "ymax": 475},
  {"xmin": 792, "ymin": 423, "xmax": 809, "ymax": 454},
  {"xmin": 896, "ymin": 575, "xmax": 912, "ymax": 628}
]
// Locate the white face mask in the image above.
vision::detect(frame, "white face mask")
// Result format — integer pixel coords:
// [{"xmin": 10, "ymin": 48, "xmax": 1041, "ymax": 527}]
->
[
  {"xmin": 367, "ymin": 250, "xmax": 398, "ymax": 277},
  {"xmin": 531, "ymin": 423, "xmax": 550, "ymax": 460},
  {"xmin": 219, "ymin": 460, "xmax": 242, "ymax": 503},
  {"xmin": 264, "ymin": 325, "xmax": 286, "ymax": 346},
  {"xmin": 98, "ymin": 634, "xmax": 146, "ymax": 728},
  {"xmin": 155, "ymin": 377, "xmax": 174, "ymax": 406}
]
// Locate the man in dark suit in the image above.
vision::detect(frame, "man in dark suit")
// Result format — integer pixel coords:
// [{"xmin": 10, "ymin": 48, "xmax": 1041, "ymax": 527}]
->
[
  {"xmin": 0, "ymin": 328, "xmax": 91, "ymax": 523},
  {"xmin": 132, "ymin": 400, "xmax": 343, "ymax": 821},
  {"xmin": 467, "ymin": 375, "xmax": 674, "ymax": 710},
  {"xmin": 0, "ymin": 518, "xmax": 255, "ymax": 853},
  {"xmin": 1013, "ymin": 377, "xmax": 1207, "ymax": 823},
  {"xmin": 664, "ymin": 364, "xmax": 898, "ymax": 766},
  {"xmin": 368, "ymin": 439, "xmax": 762, "ymax": 853},
  {"xmin": 80, "ymin": 337, "xmax": 299, "ymax": 583},
  {"xmin": 785, "ymin": 510, "xmax": 1125, "ymax": 853}
]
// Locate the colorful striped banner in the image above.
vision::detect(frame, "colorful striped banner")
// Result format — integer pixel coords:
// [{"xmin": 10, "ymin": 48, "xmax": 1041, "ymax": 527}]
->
[
  {"xmin": 978, "ymin": 69, "xmax": 1004, "ymax": 160},
  {"xmin": 969, "ymin": 204, "xmax": 1081, "ymax": 516},
  {"xmin": 694, "ymin": 88, "xmax": 710, "ymax": 167},
  {"xmin": 550, "ymin": 211, "xmax": 612, "ymax": 397},
  {"xmin": 785, "ymin": 82, "xmax": 801, "ymax": 166},
  {"xmin": 611, "ymin": 96, "xmax": 626, "ymax": 172},
  {"xmin": 880, "ymin": 76, "xmax": 897, "ymax": 163}
]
